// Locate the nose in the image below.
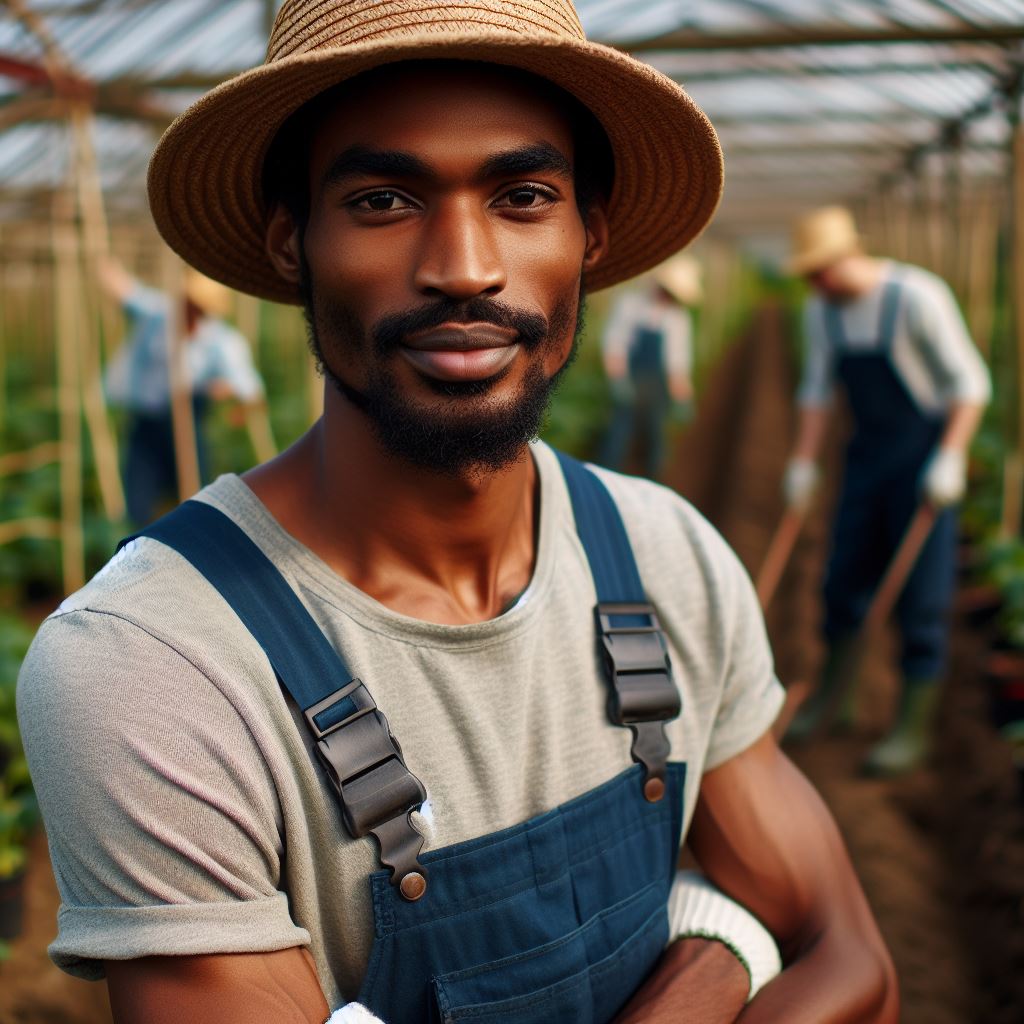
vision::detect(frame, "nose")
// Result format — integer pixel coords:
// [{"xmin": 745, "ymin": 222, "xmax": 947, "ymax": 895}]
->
[{"xmin": 413, "ymin": 199, "xmax": 506, "ymax": 300}]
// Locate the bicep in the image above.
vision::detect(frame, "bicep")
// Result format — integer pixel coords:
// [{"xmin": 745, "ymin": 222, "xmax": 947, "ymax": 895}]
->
[
  {"xmin": 106, "ymin": 947, "xmax": 329, "ymax": 1024},
  {"xmin": 689, "ymin": 732, "xmax": 883, "ymax": 960}
]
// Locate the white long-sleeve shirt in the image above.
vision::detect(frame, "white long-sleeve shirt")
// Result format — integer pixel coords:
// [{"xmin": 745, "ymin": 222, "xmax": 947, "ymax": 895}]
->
[
  {"xmin": 798, "ymin": 261, "xmax": 990, "ymax": 415},
  {"xmin": 602, "ymin": 287, "xmax": 692, "ymax": 379}
]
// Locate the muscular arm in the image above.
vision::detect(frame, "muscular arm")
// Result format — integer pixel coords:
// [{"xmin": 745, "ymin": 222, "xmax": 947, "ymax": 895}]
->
[
  {"xmin": 619, "ymin": 732, "xmax": 897, "ymax": 1023},
  {"xmin": 105, "ymin": 947, "xmax": 330, "ymax": 1024},
  {"xmin": 694, "ymin": 732, "xmax": 897, "ymax": 1023}
]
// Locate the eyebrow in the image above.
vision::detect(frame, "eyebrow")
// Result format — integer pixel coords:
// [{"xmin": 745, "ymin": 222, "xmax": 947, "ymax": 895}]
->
[
  {"xmin": 320, "ymin": 142, "xmax": 574, "ymax": 192},
  {"xmin": 321, "ymin": 146, "xmax": 435, "ymax": 190},
  {"xmin": 475, "ymin": 143, "xmax": 573, "ymax": 183}
]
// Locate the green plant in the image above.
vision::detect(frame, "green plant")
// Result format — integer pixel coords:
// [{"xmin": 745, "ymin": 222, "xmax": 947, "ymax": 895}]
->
[
  {"xmin": 976, "ymin": 535, "xmax": 1024, "ymax": 649},
  {"xmin": 0, "ymin": 610, "xmax": 38, "ymax": 879}
]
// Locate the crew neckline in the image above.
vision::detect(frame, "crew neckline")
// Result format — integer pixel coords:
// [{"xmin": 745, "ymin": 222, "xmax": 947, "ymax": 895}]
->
[{"xmin": 194, "ymin": 441, "xmax": 568, "ymax": 649}]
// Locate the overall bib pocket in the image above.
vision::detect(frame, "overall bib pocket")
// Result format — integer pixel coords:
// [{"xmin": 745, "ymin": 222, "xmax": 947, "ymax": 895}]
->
[{"xmin": 432, "ymin": 880, "xmax": 668, "ymax": 1023}]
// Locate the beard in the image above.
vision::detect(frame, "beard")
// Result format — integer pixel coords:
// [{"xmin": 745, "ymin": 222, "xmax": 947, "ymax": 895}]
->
[{"xmin": 301, "ymin": 268, "xmax": 585, "ymax": 476}]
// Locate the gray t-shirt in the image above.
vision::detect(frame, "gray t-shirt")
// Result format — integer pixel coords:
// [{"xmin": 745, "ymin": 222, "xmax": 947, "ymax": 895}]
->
[{"xmin": 17, "ymin": 442, "xmax": 783, "ymax": 1008}]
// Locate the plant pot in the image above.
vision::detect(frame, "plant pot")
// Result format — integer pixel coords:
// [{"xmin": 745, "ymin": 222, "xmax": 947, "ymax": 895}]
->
[
  {"xmin": 983, "ymin": 647, "xmax": 1024, "ymax": 730},
  {"xmin": 0, "ymin": 869, "xmax": 25, "ymax": 941}
]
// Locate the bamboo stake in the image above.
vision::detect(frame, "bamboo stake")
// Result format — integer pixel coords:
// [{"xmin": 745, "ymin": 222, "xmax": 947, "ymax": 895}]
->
[
  {"xmin": 965, "ymin": 187, "xmax": 999, "ymax": 357},
  {"xmin": 245, "ymin": 403, "xmax": 277, "ymax": 464},
  {"xmin": 52, "ymin": 187, "xmax": 85, "ymax": 595},
  {"xmin": 68, "ymin": 104, "xmax": 125, "ymax": 521},
  {"xmin": 160, "ymin": 248, "xmax": 201, "ymax": 501},
  {"xmin": 0, "ymin": 518, "xmax": 63, "ymax": 546},
  {"xmin": 0, "ymin": 441, "xmax": 62, "ymax": 477}
]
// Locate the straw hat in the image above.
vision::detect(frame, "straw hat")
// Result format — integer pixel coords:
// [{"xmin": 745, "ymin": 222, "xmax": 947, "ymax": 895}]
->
[
  {"xmin": 148, "ymin": 0, "xmax": 724, "ymax": 305},
  {"xmin": 789, "ymin": 206, "xmax": 861, "ymax": 276},
  {"xmin": 653, "ymin": 253, "xmax": 702, "ymax": 306},
  {"xmin": 183, "ymin": 269, "xmax": 232, "ymax": 318}
]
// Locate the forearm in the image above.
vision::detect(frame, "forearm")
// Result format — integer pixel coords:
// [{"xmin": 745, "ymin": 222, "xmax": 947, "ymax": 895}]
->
[
  {"xmin": 791, "ymin": 405, "xmax": 830, "ymax": 462},
  {"xmin": 736, "ymin": 930, "xmax": 898, "ymax": 1024},
  {"xmin": 940, "ymin": 401, "xmax": 984, "ymax": 453},
  {"xmin": 614, "ymin": 937, "xmax": 749, "ymax": 1024}
]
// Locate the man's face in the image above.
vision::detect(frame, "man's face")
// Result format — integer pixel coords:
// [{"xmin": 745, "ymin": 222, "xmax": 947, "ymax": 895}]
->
[
  {"xmin": 270, "ymin": 63, "xmax": 607, "ymax": 474},
  {"xmin": 806, "ymin": 254, "xmax": 857, "ymax": 299}
]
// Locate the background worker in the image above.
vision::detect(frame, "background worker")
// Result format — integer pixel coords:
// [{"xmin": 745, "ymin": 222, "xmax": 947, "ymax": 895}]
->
[
  {"xmin": 99, "ymin": 257, "xmax": 265, "ymax": 525},
  {"xmin": 19, "ymin": 4, "xmax": 896, "ymax": 1022},
  {"xmin": 598, "ymin": 254, "xmax": 699, "ymax": 478},
  {"xmin": 783, "ymin": 205, "xmax": 990, "ymax": 775}
]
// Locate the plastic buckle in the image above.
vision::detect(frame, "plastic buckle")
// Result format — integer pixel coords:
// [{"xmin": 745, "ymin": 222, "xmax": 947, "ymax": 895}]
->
[
  {"xmin": 596, "ymin": 602, "xmax": 681, "ymax": 801},
  {"xmin": 302, "ymin": 680, "xmax": 428, "ymax": 896}
]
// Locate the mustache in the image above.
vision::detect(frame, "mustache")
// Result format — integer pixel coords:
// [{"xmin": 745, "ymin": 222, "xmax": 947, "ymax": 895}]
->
[{"xmin": 372, "ymin": 298, "xmax": 549, "ymax": 356}]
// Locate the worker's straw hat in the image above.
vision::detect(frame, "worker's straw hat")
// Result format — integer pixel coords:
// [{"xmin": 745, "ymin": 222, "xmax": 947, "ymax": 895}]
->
[
  {"xmin": 652, "ymin": 254, "xmax": 703, "ymax": 306},
  {"xmin": 148, "ymin": 0, "xmax": 723, "ymax": 305},
  {"xmin": 789, "ymin": 206, "xmax": 862, "ymax": 276},
  {"xmin": 183, "ymin": 269, "xmax": 232, "ymax": 318}
]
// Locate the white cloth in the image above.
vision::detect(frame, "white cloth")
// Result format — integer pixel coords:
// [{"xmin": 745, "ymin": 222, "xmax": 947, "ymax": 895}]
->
[
  {"xmin": 921, "ymin": 447, "xmax": 966, "ymax": 507},
  {"xmin": 325, "ymin": 1005, "xmax": 384, "ymax": 1024},
  {"xmin": 798, "ymin": 261, "xmax": 990, "ymax": 415},
  {"xmin": 602, "ymin": 287, "xmax": 693, "ymax": 378},
  {"xmin": 783, "ymin": 457, "xmax": 820, "ymax": 509},
  {"xmin": 668, "ymin": 871, "xmax": 782, "ymax": 1002}
]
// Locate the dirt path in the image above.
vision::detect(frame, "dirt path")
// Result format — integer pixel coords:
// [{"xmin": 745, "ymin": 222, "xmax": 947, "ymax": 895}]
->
[{"xmin": 669, "ymin": 305, "xmax": 1023, "ymax": 1023}]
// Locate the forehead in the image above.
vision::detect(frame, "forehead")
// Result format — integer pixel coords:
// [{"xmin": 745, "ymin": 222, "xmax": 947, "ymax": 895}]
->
[{"xmin": 307, "ymin": 63, "xmax": 576, "ymax": 167}]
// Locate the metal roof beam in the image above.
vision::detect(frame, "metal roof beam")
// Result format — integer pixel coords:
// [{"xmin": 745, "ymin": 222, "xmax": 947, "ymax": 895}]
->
[{"xmin": 625, "ymin": 23, "xmax": 1024, "ymax": 52}]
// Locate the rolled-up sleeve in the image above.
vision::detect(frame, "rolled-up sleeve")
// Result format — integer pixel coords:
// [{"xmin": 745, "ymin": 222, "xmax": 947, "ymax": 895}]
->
[
  {"xmin": 907, "ymin": 273, "xmax": 991, "ymax": 406},
  {"xmin": 16, "ymin": 611, "xmax": 305, "ymax": 979},
  {"xmin": 797, "ymin": 300, "xmax": 835, "ymax": 407}
]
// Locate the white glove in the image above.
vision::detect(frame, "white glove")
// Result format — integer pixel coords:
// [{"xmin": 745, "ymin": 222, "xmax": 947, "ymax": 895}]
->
[
  {"xmin": 326, "ymin": 1004, "xmax": 385, "ymax": 1023},
  {"xmin": 922, "ymin": 447, "xmax": 966, "ymax": 507},
  {"xmin": 668, "ymin": 871, "xmax": 782, "ymax": 1002},
  {"xmin": 783, "ymin": 457, "xmax": 820, "ymax": 510}
]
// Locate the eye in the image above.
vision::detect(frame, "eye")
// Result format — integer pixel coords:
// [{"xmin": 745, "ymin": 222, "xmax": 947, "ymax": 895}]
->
[
  {"xmin": 496, "ymin": 185, "xmax": 557, "ymax": 210},
  {"xmin": 349, "ymin": 190, "xmax": 416, "ymax": 213}
]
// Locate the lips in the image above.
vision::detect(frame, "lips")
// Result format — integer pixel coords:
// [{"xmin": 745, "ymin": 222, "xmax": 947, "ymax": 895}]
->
[{"xmin": 400, "ymin": 322, "xmax": 520, "ymax": 382}]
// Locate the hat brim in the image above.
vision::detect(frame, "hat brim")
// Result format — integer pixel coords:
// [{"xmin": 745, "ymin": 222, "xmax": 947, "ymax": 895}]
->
[
  {"xmin": 788, "ymin": 236, "xmax": 860, "ymax": 276},
  {"xmin": 148, "ymin": 34, "xmax": 723, "ymax": 304}
]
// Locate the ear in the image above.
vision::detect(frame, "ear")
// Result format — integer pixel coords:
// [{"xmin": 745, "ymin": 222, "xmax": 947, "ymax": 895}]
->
[
  {"xmin": 581, "ymin": 203, "xmax": 610, "ymax": 275},
  {"xmin": 265, "ymin": 203, "xmax": 303, "ymax": 286}
]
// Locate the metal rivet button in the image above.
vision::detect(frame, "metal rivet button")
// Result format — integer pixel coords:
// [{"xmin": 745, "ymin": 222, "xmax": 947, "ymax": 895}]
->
[
  {"xmin": 643, "ymin": 777, "xmax": 665, "ymax": 803},
  {"xmin": 400, "ymin": 871, "xmax": 427, "ymax": 902}
]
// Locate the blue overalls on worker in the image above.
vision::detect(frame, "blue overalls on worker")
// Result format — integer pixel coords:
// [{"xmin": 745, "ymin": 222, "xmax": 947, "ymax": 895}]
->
[
  {"xmin": 822, "ymin": 277, "xmax": 957, "ymax": 683},
  {"xmin": 127, "ymin": 452, "xmax": 686, "ymax": 1022}
]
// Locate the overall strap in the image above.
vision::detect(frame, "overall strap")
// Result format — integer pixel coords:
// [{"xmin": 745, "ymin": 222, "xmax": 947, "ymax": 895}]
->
[
  {"xmin": 555, "ymin": 450, "xmax": 681, "ymax": 802},
  {"xmin": 122, "ymin": 502, "xmax": 429, "ymax": 900},
  {"xmin": 876, "ymin": 278, "xmax": 902, "ymax": 354}
]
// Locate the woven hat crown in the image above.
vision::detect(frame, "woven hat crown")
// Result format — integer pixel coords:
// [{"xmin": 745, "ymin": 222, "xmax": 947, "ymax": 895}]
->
[{"xmin": 268, "ymin": 0, "xmax": 585, "ymax": 62}]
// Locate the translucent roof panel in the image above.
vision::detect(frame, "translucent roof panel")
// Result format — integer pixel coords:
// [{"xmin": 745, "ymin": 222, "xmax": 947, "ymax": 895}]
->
[{"xmin": 0, "ymin": 1, "xmax": 1020, "ymax": 248}]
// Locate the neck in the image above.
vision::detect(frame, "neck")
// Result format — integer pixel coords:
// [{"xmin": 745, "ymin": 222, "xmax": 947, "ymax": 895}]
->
[
  {"xmin": 842, "ymin": 255, "xmax": 885, "ymax": 298},
  {"xmin": 244, "ymin": 384, "xmax": 539, "ymax": 624}
]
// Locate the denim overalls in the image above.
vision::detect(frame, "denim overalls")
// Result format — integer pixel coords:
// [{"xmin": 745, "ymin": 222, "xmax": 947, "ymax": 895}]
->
[
  {"xmin": 822, "ymin": 279, "xmax": 957, "ymax": 678},
  {"xmin": 131, "ymin": 452, "xmax": 685, "ymax": 1022}
]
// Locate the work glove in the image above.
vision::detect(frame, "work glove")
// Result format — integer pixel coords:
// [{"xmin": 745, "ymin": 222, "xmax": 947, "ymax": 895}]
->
[
  {"xmin": 921, "ymin": 447, "xmax": 966, "ymax": 507},
  {"xmin": 783, "ymin": 457, "xmax": 820, "ymax": 510}
]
